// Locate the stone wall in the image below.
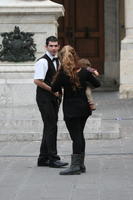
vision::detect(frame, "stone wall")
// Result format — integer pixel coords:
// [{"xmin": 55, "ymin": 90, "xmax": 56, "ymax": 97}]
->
[
  {"xmin": 120, "ymin": 0, "xmax": 133, "ymax": 98},
  {"xmin": 0, "ymin": 0, "xmax": 122, "ymax": 140},
  {"xmin": 0, "ymin": 0, "xmax": 64, "ymax": 140}
]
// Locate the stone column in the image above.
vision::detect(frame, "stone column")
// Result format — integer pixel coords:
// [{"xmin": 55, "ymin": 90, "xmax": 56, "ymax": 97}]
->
[
  {"xmin": 119, "ymin": 0, "xmax": 133, "ymax": 98},
  {"xmin": 104, "ymin": 0, "xmax": 120, "ymax": 90},
  {"xmin": 0, "ymin": 0, "xmax": 64, "ymax": 141}
]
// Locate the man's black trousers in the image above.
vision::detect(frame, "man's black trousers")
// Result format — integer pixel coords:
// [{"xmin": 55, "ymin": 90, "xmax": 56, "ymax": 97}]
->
[{"xmin": 37, "ymin": 94, "xmax": 60, "ymax": 162}]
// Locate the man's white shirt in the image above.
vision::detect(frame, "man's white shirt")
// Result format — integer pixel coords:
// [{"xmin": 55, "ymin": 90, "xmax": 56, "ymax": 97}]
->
[{"xmin": 34, "ymin": 51, "xmax": 58, "ymax": 80}]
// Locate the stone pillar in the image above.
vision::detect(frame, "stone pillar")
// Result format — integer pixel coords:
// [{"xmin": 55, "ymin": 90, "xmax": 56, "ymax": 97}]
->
[
  {"xmin": 119, "ymin": 0, "xmax": 133, "ymax": 98},
  {"xmin": 104, "ymin": 0, "xmax": 120, "ymax": 90},
  {"xmin": 0, "ymin": 0, "xmax": 64, "ymax": 141}
]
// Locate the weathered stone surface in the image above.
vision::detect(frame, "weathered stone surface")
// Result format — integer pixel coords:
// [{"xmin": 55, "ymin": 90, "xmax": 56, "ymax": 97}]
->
[
  {"xmin": 0, "ymin": 0, "xmax": 64, "ymax": 141},
  {"xmin": 120, "ymin": 0, "xmax": 133, "ymax": 98}
]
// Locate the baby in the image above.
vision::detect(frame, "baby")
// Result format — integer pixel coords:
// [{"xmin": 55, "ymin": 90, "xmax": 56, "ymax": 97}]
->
[{"xmin": 78, "ymin": 58, "xmax": 99, "ymax": 111}]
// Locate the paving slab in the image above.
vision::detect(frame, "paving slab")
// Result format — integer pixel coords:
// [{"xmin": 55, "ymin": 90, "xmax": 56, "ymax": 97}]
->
[{"xmin": 0, "ymin": 136, "xmax": 133, "ymax": 200}]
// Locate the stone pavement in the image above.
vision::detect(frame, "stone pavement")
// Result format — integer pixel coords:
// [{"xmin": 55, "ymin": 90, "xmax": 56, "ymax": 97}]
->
[
  {"xmin": 0, "ymin": 91, "xmax": 133, "ymax": 200},
  {"xmin": 0, "ymin": 138, "xmax": 133, "ymax": 200},
  {"xmin": 93, "ymin": 91, "xmax": 133, "ymax": 139}
]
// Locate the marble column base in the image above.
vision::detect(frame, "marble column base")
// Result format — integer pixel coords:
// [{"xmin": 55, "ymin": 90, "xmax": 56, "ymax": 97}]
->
[{"xmin": 119, "ymin": 38, "xmax": 133, "ymax": 98}]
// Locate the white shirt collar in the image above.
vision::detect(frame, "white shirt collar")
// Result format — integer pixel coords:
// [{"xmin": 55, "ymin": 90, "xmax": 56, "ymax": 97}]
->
[{"xmin": 46, "ymin": 51, "xmax": 57, "ymax": 60}]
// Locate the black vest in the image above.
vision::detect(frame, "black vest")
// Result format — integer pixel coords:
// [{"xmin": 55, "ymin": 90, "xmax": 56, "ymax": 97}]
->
[
  {"xmin": 40, "ymin": 54, "xmax": 59, "ymax": 85},
  {"xmin": 36, "ymin": 54, "xmax": 59, "ymax": 98}
]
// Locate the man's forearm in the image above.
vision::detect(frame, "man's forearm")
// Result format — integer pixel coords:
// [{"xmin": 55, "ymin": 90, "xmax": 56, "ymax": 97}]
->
[{"xmin": 34, "ymin": 79, "xmax": 51, "ymax": 92}]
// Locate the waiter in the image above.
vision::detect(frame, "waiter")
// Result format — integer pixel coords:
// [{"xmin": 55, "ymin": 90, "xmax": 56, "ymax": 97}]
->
[{"xmin": 34, "ymin": 36, "xmax": 68, "ymax": 168}]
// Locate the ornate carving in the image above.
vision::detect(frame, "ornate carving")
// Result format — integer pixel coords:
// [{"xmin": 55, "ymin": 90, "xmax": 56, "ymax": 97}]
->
[{"xmin": 0, "ymin": 26, "xmax": 36, "ymax": 62}]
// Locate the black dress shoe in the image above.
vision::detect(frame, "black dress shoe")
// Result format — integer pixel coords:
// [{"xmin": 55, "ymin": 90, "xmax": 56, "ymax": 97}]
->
[
  {"xmin": 49, "ymin": 160, "xmax": 68, "ymax": 168},
  {"xmin": 37, "ymin": 159, "xmax": 49, "ymax": 167}
]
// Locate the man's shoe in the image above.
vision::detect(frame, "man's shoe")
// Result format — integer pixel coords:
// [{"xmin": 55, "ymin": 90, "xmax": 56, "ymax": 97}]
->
[
  {"xmin": 37, "ymin": 159, "xmax": 49, "ymax": 167},
  {"xmin": 49, "ymin": 160, "xmax": 68, "ymax": 168}
]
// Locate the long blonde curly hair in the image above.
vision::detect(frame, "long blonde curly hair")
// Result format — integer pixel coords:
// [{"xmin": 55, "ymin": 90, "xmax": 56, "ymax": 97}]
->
[{"xmin": 59, "ymin": 45, "xmax": 81, "ymax": 89}]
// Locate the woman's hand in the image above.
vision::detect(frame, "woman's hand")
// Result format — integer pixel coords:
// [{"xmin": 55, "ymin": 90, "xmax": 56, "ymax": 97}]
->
[{"xmin": 52, "ymin": 91, "xmax": 60, "ymax": 97}]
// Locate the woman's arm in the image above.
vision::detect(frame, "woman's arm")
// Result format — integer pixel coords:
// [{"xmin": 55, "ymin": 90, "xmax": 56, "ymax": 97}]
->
[
  {"xmin": 51, "ymin": 71, "xmax": 63, "ymax": 92},
  {"xmin": 87, "ymin": 71, "xmax": 101, "ymax": 88}
]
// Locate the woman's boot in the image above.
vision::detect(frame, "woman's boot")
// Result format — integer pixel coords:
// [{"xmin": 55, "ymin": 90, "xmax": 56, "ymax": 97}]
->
[
  {"xmin": 80, "ymin": 153, "xmax": 86, "ymax": 173},
  {"xmin": 59, "ymin": 154, "xmax": 81, "ymax": 175}
]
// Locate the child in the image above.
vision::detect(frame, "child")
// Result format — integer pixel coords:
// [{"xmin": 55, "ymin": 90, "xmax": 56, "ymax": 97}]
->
[{"xmin": 78, "ymin": 58, "xmax": 99, "ymax": 111}]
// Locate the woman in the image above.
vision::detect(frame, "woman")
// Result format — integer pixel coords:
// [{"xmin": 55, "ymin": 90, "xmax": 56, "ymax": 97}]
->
[{"xmin": 51, "ymin": 45, "xmax": 101, "ymax": 175}]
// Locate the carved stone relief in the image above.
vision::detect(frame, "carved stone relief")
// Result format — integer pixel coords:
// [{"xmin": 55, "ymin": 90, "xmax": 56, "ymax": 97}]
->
[{"xmin": 0, "ymin": 26, "xmax": 36, "ymax": 62}]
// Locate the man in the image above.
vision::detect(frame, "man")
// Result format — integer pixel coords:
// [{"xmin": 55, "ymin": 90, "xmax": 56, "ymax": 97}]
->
[{"xmin": 34, "ymin": 36, "xmax": 68, "ymax": 168}]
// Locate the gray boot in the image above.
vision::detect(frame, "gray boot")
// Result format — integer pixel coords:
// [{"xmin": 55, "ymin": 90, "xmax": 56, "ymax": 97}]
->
[
  {"xmin": 80, "ymin": 153, "xmax": 86, "ymax": 173},
  {"xmin": 59, "ymin": 154, "xmax": 81, "ymax": 175}
]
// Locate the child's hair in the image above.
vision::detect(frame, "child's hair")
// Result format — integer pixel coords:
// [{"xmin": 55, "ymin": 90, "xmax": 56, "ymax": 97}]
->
[{"xmin": 78, "ymin": 58, "xmax": 92, "ymax": 68}]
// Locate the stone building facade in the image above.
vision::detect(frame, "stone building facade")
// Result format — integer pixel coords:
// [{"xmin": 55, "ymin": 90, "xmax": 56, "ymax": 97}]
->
[
  {"xmin": 0, "ymin": 0, "xmax": 132, "ymax": 140},
  {"xmin": 119, "ymin": 0, "xmax": 133, "ymax": 98},
  {"xmin": 0, "ymin": 0, "xmax": 132, "ymax": 97}
]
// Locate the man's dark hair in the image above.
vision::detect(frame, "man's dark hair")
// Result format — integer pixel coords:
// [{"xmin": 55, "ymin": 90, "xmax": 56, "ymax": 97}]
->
[{"xmin": 46, "ymin": 36, "xmax": 59, "ymax": 46}]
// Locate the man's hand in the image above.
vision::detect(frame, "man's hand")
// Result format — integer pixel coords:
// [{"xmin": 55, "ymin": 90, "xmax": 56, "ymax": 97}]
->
[
  {"xmin": 34, "ymin": 79, "xmax": 51, "ymax": 92},
  {"xmin": 53, "ymin": 92, "xmax": 60, "ymax": 97}
]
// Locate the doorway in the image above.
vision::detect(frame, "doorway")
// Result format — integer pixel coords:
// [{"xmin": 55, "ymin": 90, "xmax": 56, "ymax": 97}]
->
[{"xmin": 53, "ymin": 0, "xmax": 104, "ymax": 73}]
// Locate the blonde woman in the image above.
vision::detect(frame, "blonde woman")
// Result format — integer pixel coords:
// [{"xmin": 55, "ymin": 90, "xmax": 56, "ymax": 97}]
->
[{"xmin": 51, "ymin": 45, "xmax": 101, "ymax": 175}]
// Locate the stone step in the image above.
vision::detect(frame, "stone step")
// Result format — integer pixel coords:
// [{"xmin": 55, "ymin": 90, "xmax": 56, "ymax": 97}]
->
[{"xmin": 0, "ymin": 116, "xmax": 120, "ymax": 141}]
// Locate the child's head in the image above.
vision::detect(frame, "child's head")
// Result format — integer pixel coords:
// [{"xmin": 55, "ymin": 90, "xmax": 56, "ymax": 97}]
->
[{"xmin": 78, "ymin": 58, "xmax": 92, "ymax": 68}]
